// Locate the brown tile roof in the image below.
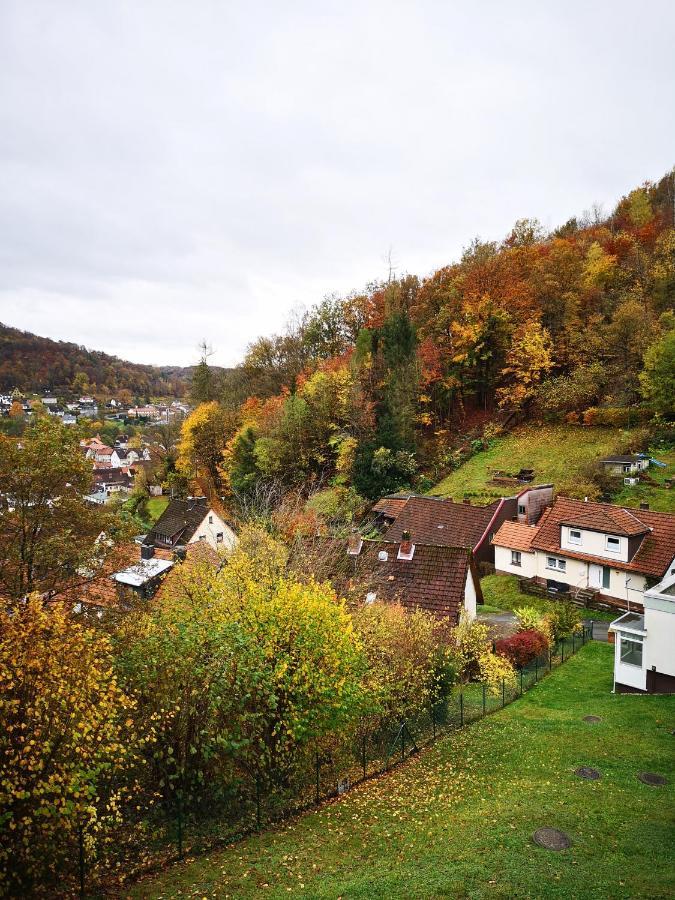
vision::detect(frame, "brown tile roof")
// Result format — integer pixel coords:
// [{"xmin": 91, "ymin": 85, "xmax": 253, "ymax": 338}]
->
[
  {"xmin": 383, "ymin": 496, "xmax": 501, "ymax": 550},
  {"xmin": 531, "ymin": 498, "xmax": 675, "ymax": 579},
  {"xmin": 314, "ymin": 537, "xmax": 482, "ymax": 623},
  {"xmin": 372, "ymin": 495, "xmax": 414, "ymax": 520},
  {"xmin": 492, "ymin": 520, "xmax": 537, "ymax": 552},
  {"xmin": 147, "ymin": 497, "xmax": 210, "ymax": 546}
]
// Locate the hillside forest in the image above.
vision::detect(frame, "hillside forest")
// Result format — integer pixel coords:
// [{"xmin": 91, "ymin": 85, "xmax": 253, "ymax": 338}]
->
[{"xmin": 177, "ymin": 173, "xmax": 674, "ymax": 508}]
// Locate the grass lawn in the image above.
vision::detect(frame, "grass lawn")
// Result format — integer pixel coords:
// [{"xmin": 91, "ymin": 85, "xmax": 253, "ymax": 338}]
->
[
  {"xmin": 145, "ymin": 496, "xmax": 170, "ymax": 523},
  {"xmin": 132, "ymin": 644, "xmax": 675, "ymax": 899},
  {"xmin": 610, "ymin": 447, "xmax": 674, "ymax": 514},
  {"xmin": 430, "ymin": 424, "xmax": 631, "ymax": 502},
  {"xmin": 480, "ymin": 575, "xmax": 618, "ymax": 622}
]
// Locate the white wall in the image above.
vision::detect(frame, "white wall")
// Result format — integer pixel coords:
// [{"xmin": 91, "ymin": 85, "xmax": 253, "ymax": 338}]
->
[
  {"xmin": 189, "ymin": 511, "xmax": 238, "ymax": 551},
  {"xmin": 644, "ymin": 607, "xmax": 675, "ymax": 677},
  {"xmin": 464, "ymin": 568, "xmax": 477, "ymax": 621},
  {"xmin": 534, "ymin": 551, "xmax": 645, "ymax": 603},
  {"xmin": 494, "ymin": 545, "xmax": 537, "ymax": 578},
  {"xmin": 613, "ymin": 635, "xmax": 647, "ymax": 690},
  {"xmin": 560, "ymin": 525, "xmax": 628, "ymax": 562}
]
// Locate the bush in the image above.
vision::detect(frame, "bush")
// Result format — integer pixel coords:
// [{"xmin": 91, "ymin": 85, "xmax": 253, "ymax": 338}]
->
[
  {"xmin": 495, "ymin": 629, "xmax": 549, "ymax": 669},
  {"xmin": 514, "ymin": 605, "xmax": 553, "ymax": 646},
  {"xmin": 453, "ymin": 612, "xmax": 516, "ymax": 694},
  {"xmin": 547, "ymin": 601, "xmax": 583, "ymax": 641}
]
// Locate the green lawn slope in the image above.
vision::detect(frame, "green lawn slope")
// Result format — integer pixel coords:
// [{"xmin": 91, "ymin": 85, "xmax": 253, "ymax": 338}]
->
[
  {"xmin": 430, "ymin": 424, "xmax": 629, "ymax": 501},
  {"xmin": 132, "ymin": 643, "xmax": 675, "ymax": 900}
]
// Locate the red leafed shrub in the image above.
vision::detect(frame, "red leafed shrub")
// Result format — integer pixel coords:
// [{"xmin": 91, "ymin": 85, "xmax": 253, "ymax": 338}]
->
[{"xmin": 495, "ymin": 629, "xmax": 549, "ymax": 669}]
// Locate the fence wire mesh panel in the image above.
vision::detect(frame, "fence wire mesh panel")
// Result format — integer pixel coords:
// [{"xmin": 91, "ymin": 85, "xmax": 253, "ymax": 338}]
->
[{"xmin": 65, "ymin": 624, "xmax": 591, "ymax": 897}]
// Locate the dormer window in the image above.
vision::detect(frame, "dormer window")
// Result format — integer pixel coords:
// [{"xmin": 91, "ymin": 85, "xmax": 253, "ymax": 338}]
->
[
  {"xmin": 518, "ymin": 504, "xmax": 526, "ymax": 516},
  {"xmin": 605, "ymin": 536, "xmax": 621, "ymax": 553},
  {"xmin": 569, "ymin": 529, "xmax": 582, "ymax": 545}
]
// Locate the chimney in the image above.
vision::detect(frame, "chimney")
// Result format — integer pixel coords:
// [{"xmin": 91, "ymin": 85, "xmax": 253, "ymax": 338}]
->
[
  {"xmin": 463, "ymin": 497, "xmax": 471, "ymax": 505},
  {"xmin": 398, "ymin": 529, "xmax": 414, "ymax": 560},
  {"xmin": 140, "ymin": 542, "xmax": 154, "ymax": 561},
  {"xmin": 347, "ymin": 529, "xmax": 363, "ymax": 556},
  {"xmin": 639, "ymin": 502, "xmax": 650, "ymax": 510}
]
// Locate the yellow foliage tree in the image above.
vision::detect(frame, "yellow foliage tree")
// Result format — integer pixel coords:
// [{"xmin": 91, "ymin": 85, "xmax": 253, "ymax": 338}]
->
[
  {"xmin": 0, "ymin": 597, "xmax": 143, "ymax": 894},
  {"xmin": 496, "ymin": 321, "xmax": 553, "ymax": 409}
]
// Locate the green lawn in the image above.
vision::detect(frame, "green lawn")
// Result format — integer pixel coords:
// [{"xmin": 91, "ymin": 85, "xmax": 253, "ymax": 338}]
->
[
  {"xmin": 481, "ymin": 574, "xmax": 618, "ymax": 621},
  {"xmin": 131, "ymin": 644, "xmax": 675, "ymax": 899},
  {"xmin": 430, "ymin": 424, "xmax": 633, "ymax": 501},
  {"xmin": 610, "ymin": 447, "xmax": 674, "ymax": 514},
  {"xmin": 145, "ymin": 496, "xmax": 170, "ymax": 523}
]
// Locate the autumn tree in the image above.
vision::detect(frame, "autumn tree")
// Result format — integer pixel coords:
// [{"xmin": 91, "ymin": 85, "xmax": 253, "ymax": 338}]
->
[
  {"xmin": 0, "ymin": 419, "xmax": 126, "ymax": 600},
  {"xmin": 640, "ymin": 318, "xmax": 675, "ymax": 416},
  {"xmin": 496, "ymin": 321, "xmax": 553, "ymax": 409},
  {"xmin": 0, "ymin": 597, "xmax": 142, "ymax": 894},
  {"xmin": 176, "ymin": 401, "xmax": 239, "ymax": 494}
]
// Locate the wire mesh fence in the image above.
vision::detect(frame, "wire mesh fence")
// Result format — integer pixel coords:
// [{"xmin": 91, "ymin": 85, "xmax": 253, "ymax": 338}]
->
[{"xmin": 69, "ymin": 625, "xmax": 592, "ymax": 896}]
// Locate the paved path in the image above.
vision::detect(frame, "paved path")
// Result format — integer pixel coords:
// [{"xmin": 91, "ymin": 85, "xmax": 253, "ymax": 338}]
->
[
  {"xmin": 476, "ymin": 611, "xmax": 518, "ymax": 640},
  {"xmin": 584, "ymin": 619, "xmax": 609, "ymax": 642}
]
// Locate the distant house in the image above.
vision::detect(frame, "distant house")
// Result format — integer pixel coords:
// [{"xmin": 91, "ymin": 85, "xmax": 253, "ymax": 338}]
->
[
  {"xmin": 377, "ymin": 485, "xmax": 553, "ymax": 565},
  {"xmin": 609, "ymin": 568, "xmax": 675, "ymax": 694},
  {"xmin": 145, "ymin": 497, "xmax": 237, "ymax": 552},
  {"xmin": 492, "ymin": 497, "xmax": 675, "ymax": 610},
  {"xmin": 600, "ymin": 455, "xmax": 649, "ymax": 476}
]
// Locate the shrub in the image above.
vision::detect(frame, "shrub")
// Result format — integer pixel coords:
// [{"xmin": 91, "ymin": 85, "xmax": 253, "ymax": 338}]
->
[
  {"xmin": 546, "ymin": 601, "xmax": 583, "ymax": 641},
  {"xmin": 453, "ymin": 612, "xmax": 516, "ymax": 694},
  {"xmin": 495, "ymin": 629, "xmax": 549, "ymax": 669},
  {"xmin": 514, "ymin": 605, "xmax": 553, "ymax": 646}
]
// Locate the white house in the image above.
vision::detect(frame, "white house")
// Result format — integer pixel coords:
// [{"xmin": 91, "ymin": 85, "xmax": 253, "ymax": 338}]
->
[
  {"xmin": 609, "ymin": 568, "xmax": 675, "ymax": 693},
  {"xmin": 600, "ymin": 455, "xmax": 650, "ymax": 477},
  {"xmin": 145, "ymin": 497, "xmax": 238, "ymax": 552},
  {"xmin": 492, "ymin": 497, "xmax": 675, "ymax": 610}
]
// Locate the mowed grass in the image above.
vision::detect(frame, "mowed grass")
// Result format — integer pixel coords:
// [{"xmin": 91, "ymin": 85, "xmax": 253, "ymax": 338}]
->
[
  {"xmin": 430, "ymin": 424, "xmax": 628, "ymax": 501},
  {"xmin": 611, "ymin": 447, "xmax": 675, "ymax": 514},
  {"xmin": 145, "ymin": 496, "xmax": 170, "ymax": 522},
  {"xmin": 481, "ymin": 574, "xmax": 618, "ymax": 621},
  {"xmin": 131, "ymin": 644, "xmax": 675, "ymax": 900}
]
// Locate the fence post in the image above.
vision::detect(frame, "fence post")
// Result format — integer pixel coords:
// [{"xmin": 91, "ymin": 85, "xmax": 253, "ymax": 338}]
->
[
  {"xmin": 549, "ymin": 646, "xmax": 552, "ymax": 671},
  {"xmin": 561, "ymin": 639, "xmax": 565, "ymax": 663},
  {"xmin": 401, "ymin": 723, "xmax": 405, "ymax": 761},
  {"xmin": 255, "ymin": 774, "xmax": 261, "ymax": 830},
  {"xmin": 176, "ymin": 790, "xmax": 183, "ymax": 860},
  {"xmin": 431, "ymin": 705, "xmax": 436, "ymax": 740},
  {"xmin": 519, "ymin": 668, "xmax": 523, "ymax": 696},
  {"xmin": 78, "ymin": 821, "xmax": 85, "ymax": 899},
  {"xmin": 501, "ymin": 678, "xmax": 505, "ymax": 708},
  {"xmin": 362, "ymin": 734, "xmax": 367, "ymax": 779},
  {"xmin": 482, "ymin": 683, "xmax": 486, "ymax": 716},
  {"xmin": 315, "ymin": 750, "xmax": 320, "ymax": 805},
  {"xmin": 459, "ymin": 692, "xmax": 464, "ymax": 727},
  {"xmin": 535, "ymin": 658, "xmax": 538, "ymax": 682},
  {"xmin": 572, "ymin": 631, "xmax": 576, "ymax": 653}
]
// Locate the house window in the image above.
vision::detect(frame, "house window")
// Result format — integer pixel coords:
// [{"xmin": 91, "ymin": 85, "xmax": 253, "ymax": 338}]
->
[
  {"xmin": 546, "ymin": 556, "xmax": 566, "ymax": 572},
  {"xmin": 569, "ymin": 529, "xmax": 582, "ymax": 545},
  {"xmin": 199, "ymin": 535, "xmax": 206, "ymax": 541},
  {"xmin": 518, "ymin": 504, "xmax": 526, "ymax": 516},
  {"xmin": 208, "ymin": 515, "xmax": 213, "ymax": 524},
  {"xmin": 511, "ymin": 550, "xmax": 522, "ymax": 567},
  {"xmin": 620, "ymin": 636, "xmax": 643, "ymax": 667},
  {"xmin": 216, "ymin": 532, "xmax": 223, "ymax": 543},
  {"xmin": 602, "ymin": 566, "xmax": 610, "ymax": 589},
  {"xmin": 605, "ymin": 536, "xmax": 621, "ymax": 553},
  {"xmin": 623, "ymin": 465, "xmax": 631, "ymax": 473}
]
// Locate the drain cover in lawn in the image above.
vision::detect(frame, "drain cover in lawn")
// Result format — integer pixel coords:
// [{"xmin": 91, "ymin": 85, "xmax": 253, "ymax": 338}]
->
[
  {"xmin": 575, "ymin": 766, "xmax": 601, "ymax": 780},
  {"xmin": 637, "ymin": 772, "xmax": 668, "ymax": 786},
  {"xmin": 583, "ymin": 715, "xmax": 602, "ymax": 723},
  {"xmin": 533, "ymin": 828, "xmax": 571, "ymax": 851}
]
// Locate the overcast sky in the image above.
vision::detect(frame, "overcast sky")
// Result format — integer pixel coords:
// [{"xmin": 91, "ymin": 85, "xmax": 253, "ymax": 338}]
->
[{"xmin": 0, "ymin": 1, "xmax": 673, "ymax": 367}]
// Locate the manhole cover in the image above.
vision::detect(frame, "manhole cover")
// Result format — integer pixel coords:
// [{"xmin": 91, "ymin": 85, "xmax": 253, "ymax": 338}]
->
[
  {"xmin": 533, "ymin": 827, "xmax": 571, "ymax": 851},
  {"xmin": 637, "ymin": 772, "xmax": 668, "ymax": 786},
  {"xmin": 575, "ymin": 766, "xmax": 601, "ymax": 780},
  {"xmin": 583, "ymin": 715, "xmax": 602, "ymax": 724}
]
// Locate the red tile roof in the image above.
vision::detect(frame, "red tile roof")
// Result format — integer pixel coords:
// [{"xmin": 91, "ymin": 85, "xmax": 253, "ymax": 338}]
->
[
  {"xmin": 384, "ymin": 496, "xmax": 501, "ymax": 550},
  {"xmin": 492, "ymin": 520, "xmax": 537, "ymax": 552},
  {"xmin": 372, "ymin": 496, "xmax": 413, "ymax": 520},
  {"xmin": 507, "ymin": 498, "xmax": 675, "ymax": 579}
]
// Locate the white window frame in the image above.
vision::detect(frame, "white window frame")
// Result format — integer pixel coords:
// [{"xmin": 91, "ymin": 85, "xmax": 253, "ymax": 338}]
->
[
  {"xmin": 511, "ymin": 550, "xmax": 522, "ymax": 567},
  {"xmin": 518, "ymin": 503, "xmax": 526, "ymax": 516},
  {"xmin": 546, "ymin": 556, "xmax": 567, "ymax": 572},
  {"xmin": 569, "ymin": 529, "xmax": 582, "ymax": 545},
  {"xmin": 605, "ymin": 535, "xmax": 621, "ymax": 553},
  {"xmin": 619, "ymin": 634, "xmax": 643, "ymax": 668}
]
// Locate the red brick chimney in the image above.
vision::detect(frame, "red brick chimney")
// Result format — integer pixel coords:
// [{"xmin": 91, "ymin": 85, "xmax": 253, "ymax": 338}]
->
[{"xmin": 398, "ymin": 529, "xmax": 414, "ymax": 560}]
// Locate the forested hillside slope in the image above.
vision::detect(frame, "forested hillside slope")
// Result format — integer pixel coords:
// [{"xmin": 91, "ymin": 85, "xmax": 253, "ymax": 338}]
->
[
  {"xmin": 181, "ymin": 172, "xmax": 674, "ymax": 505},
  {"xmin": 0, "ymin": 322, "xmax": 201, "ymax": 398}
]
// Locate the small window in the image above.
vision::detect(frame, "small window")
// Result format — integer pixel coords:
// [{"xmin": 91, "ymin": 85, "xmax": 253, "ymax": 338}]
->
[
  {"xmin": 518, "ymin": 504, "xmax": 526, "ymax": 516},
  {"xmin": 199, "ymin": 534, "xmax": 206, "ymax": 541},
  {"xmin": 569, "ymin": 529, "xmax": 582, "ymax": 545},
  {"xmin": 511, "ymin": 550, "xmax": 522, "ymax": 567},
  {"xmin": 602, "ymin": 566, "xmax": 610, "ymax": 589},
  {"xmin": 547, "ymin": 556, "xmax": 566, "ymax": 572},
  {"xmin": 606, "ymin": 536, "xmax": 621, "ymax": 552},
  {"xmin": 623, "ymin": 464, "xmax": 631, "ymax": 473},
  {"xmin": 208, "ymin": 515, "xmax": 213, "ymax": 524},
  {"xmin": 620, "ymin": 636, "xmax": 643, "ymax": 667},
  {"xmin": 216, "ymin": 532, "xmax": 223, "ymax": 543}
]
